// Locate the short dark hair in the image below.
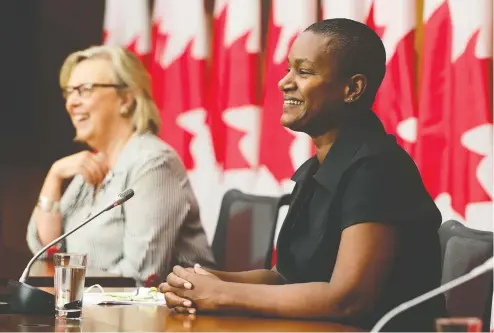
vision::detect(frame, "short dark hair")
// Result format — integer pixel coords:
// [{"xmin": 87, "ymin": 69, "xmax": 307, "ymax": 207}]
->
[{"xmin": 304, "ymin": 18, "xmax": 386, "ymax": 106}]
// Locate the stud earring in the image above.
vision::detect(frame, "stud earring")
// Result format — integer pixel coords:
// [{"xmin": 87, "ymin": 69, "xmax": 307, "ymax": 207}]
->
[{"xmin": 120, "ymin": 107, "xmax": 129, "ymax": 115}]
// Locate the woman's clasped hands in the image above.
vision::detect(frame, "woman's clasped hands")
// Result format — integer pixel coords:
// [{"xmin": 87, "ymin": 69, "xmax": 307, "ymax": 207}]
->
[{"xmin": 159, "ymin": 264, "xmax": 225, "ymax": 315}]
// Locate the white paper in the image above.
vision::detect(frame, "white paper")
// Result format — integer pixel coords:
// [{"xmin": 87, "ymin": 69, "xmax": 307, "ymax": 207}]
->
[{"xmin": 83, "ymin": 287, "xmax": 166, "ymax": 306}]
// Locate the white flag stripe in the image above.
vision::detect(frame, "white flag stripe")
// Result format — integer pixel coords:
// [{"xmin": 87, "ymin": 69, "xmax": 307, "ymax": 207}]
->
[{"xmin": 103, "ymin": 0, "xmax": 150, "ymax": 54}]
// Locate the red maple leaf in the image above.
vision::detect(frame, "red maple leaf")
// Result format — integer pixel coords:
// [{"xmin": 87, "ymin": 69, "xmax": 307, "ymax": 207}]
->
[
  {"xmin": 127, "ymin": 37, "xmax": 150, "ymax": 70},
  {"xmin": 416, "ymin": 3, "xmax": 492, "ymax": 217},
  {"xmin": 151, "ymin": 21, "xmax": 207, "ymax": 170},
  {"xmin": 366, "ymin": 3, "xmax": 417, "ymax": 155},
  {"xmin": 365, "ymin": 4, "xmax": 386, "ymax": 39},
  {"xmin": 208, "ymin": 7, "xmax": 261, "ymax": 170},
  {"xmin": 103, "ymin": 31, "xmax": 150, "ymax": 69},
  {"xmin": 258, "ymin": 17, "xmax": 299, "ymax": 182}
]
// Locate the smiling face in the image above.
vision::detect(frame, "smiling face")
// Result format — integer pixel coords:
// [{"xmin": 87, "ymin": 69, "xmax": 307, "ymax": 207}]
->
[
  {"xmin": 65, "ymin": 58, "xmax": 132, "ymax": 147},
  {"xmin": 278, "ymin": 31, "xmax": 350, "ymax": 135}
]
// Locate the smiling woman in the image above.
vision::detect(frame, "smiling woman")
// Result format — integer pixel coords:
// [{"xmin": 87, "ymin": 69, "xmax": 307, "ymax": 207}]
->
[
  {"xmin": 280, "ymin": 34, "xmax": 348, "ymax": 134},
  {"xmin": 26, "ymin": 45, "xmax": 216, "ymax": 285},
  {"xmin": 62, "ymin": 57, "xmax": 136, "ymax": 155},
  {"xmin": 159, "ymin": 19, "xmax": 446, "ymax": 332}
]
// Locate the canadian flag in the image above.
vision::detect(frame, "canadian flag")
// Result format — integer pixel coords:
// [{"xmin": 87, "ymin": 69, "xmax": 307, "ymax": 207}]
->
[
  {"xmin": 210, "ymin": 0, "xmax": 262, "ymax": 193},
  {"xmin": 258, "ymin": 0, "xmax": 318, "ymax": 265},
  {"xmin": 103, "ymin": 0, "xmax": 151, "ymax": 66},
  {"xmin": 416, "ymin": 0, "xmax": 493, "ymax": 231},
  {"xmin": 151, "ymin": 0, "xmax": 220, "ymax": 241},
  {"xmin": 258, "ymin": 0, "xmax": 317, "ymax": 196},
  {"xmin": 321, "ymin": 0, "xmax": 418, "ymax": 153}
]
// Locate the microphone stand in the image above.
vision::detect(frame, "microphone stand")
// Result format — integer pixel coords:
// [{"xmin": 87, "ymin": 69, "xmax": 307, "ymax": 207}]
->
[
  {"xmin": 7, "ymin": 189, "xmax": 134, "ymax": 315},
  {"xmin": 371, "ymin": 257, "xmax": 494, "ymax": 332},
  {"xmin": 19, "ymin": 204, "xmax": 112, "ymax": 283}
]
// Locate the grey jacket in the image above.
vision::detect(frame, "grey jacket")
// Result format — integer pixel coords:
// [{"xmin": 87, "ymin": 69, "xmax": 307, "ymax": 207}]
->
[{"xmin": 27, "ymin": 132, "xmax": 215, "ymax": 284}]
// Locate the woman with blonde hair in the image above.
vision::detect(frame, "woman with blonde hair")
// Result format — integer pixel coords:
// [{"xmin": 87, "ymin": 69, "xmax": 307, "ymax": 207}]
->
[{"xmin": 26, "ymin": 45, "xmax": 215, "ymax": 285}]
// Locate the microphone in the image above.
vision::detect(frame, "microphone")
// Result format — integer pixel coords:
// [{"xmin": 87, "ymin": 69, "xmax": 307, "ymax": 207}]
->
[
  {"xmin": 19, "ymin": 188, "xmax": 134, "ymax": 283},
  {"xmin": 371, "ymin": 257, "xmax": 494, "ymax": 332},
  {"xmin": 7, "ymin": 189, "xmax": 134, "ymax": 314}
]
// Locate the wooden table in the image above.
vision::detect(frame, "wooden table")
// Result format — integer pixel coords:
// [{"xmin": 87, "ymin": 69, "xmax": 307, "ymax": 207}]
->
[
  {"xmin": 0, "ymin": 288, "xmax": 363, "ymax": 332},
  {"xmin": 1, "ymin": 260, "xmax": 135, "ymax": 288}
]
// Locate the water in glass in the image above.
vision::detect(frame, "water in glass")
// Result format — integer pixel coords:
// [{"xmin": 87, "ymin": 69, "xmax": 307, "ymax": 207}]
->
[{"xmin": 54, "ymin": 265, "xmax": 86, "ymax": 319}]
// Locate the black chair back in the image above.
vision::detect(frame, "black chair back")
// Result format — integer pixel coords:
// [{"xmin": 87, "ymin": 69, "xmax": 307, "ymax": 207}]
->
[
  {"xmin": 212, "ymin": 189, "xmax": 289, "ymax": 271},
  {"xmin": 265, "ymin": 194, "xmax": 291, "ymax": 269},
  {"xmin": 438, "ymin": 220, "xmax": 493, "ymax": 331}
]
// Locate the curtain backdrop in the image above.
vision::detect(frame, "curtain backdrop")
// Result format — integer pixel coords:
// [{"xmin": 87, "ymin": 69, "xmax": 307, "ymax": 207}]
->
[{"xmin": 103, "ymin": 0, "xmax": 493, "ymax": 242}]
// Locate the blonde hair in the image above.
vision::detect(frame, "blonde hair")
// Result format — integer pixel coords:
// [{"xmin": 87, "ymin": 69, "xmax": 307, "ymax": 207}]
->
[{"xmin": 59, "ymin": 45, "xmax": 161, "ymax": 135}]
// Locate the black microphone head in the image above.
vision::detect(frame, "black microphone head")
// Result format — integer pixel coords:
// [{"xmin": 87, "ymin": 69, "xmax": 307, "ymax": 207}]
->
[{"xmin": 105, "ymin": 189, "xmax": 134, "ymax": 211}]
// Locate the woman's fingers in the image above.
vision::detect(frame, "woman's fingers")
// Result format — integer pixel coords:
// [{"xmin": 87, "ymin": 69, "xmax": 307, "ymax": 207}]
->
[
  {"xmin": 84, "ymin": 156, "xmax": 106, "ymax": 184},
  {"xmin": 78, "ymin": 163, "xmax": 98, "ymax": 185},
  {"xmin": 88, "ymin": 156, "xmax": 107, "ymax": 182},
  {"xmin": 164, "ymin": 291, "xmax": 195, "ymax": 312},
  {"xmin": 167, "ymin": 271, "xmax": 192, "ymax": 290},
  {"xmin": 173, "ymin": 306, "xmax": 196, "ymax": 315},
  {"xmin": 159, "ymin": 284, "xmax": 190, "ymax": 306},
  {"xmin": 193, "ymin": 263, "xmax": 211, "ymax": 276},
  {"xmin": 74, "ymin": 152, "xmax": 108, "ymax": 185}
]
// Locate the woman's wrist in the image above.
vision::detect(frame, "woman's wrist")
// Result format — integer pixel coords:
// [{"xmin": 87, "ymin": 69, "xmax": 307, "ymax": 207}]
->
[
  {"xmin": 37, "ymin": 195, "xmax": 61, "ymax": 213},
  {"xmin": 44, "ymin": 166, "xmax": 65, "ymax": 191},
  {"xmin": 214, "ymin": 281, "xmax": 237, "ymax": 310},
  {"xmin": 47, "ymin": 163, "xmax": 64, "ymax": 183},
  {"xmin": 37, "ymin": 166, "xmax": 64, "ymax": 206}
]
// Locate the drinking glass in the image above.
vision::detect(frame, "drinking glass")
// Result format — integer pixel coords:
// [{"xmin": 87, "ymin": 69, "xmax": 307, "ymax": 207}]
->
[
  {"xmin": 53, "ymin": 253, "xmax": 87, "ymax": 319},
  {"xmin": 435, "ymin": 317, "xmax": 482, "ymax": 332}
]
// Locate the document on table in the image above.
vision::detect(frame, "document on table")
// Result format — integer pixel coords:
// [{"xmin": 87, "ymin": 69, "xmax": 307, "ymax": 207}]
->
[{"xmin": 83, "ymin": 287, "xmax": 166, "ymax": 306}]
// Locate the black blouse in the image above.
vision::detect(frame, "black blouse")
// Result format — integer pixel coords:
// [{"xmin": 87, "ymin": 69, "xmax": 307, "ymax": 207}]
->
[{"xmin": 276, "ymin": 110, "xmax": 446, "ymax": 331}]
